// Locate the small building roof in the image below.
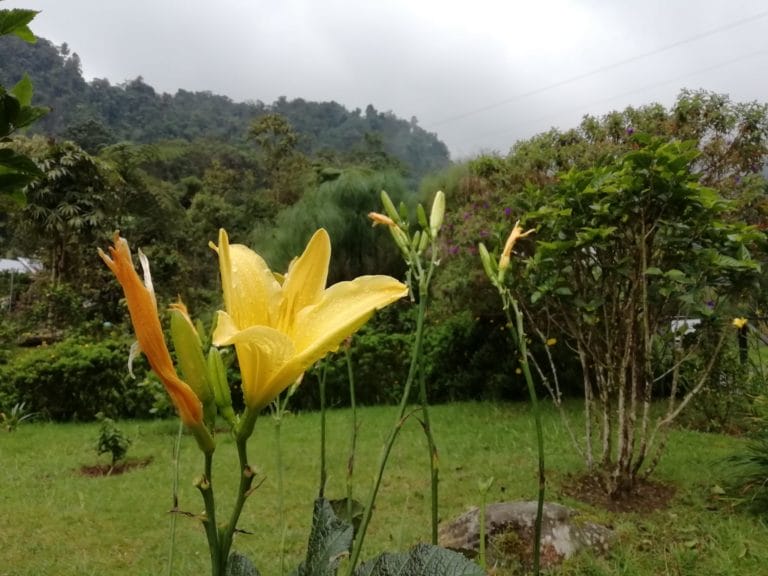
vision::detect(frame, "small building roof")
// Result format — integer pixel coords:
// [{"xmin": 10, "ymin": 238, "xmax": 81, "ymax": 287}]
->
[{"xmin": 0, "ymin": 258, "xmax": 43, "ymax": 274}]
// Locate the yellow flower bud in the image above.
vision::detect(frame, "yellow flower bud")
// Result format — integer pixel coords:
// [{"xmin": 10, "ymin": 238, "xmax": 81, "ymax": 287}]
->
[
  {"xmin": 207, "ymin": 347, "xmax": 236, "ymax": 426},
  {"xmin": 368, "ymin": 212, "xmax": 396, "ymax": 227},
  {"xmin": 170, "ymin": 302, "xmax": 213, "ymax": 404},
  {"xmin": 732, "ymin": 317, "xmax": 748, "ymax": 329},
  {"xmin": 478, "ymin": 243, "xmax": 496, "ymax": 282},
  {"xmin": 429, "ymin": 190, "xmax": 445, "ymax": 237},
  {"xmin": 380, "ymin": 190, "xmax": 400, "ymax": 222}
]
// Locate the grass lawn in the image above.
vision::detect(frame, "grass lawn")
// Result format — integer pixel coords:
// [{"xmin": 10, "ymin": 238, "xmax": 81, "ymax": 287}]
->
[{"xmin": 1, "ymin": 401, "xmax": 767, "ymax": 575}]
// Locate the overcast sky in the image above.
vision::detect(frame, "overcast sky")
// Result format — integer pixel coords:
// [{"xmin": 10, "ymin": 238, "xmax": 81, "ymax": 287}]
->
[{"xmin": 5, "ymin": 0, "xmax": 768, "ymax": 159}]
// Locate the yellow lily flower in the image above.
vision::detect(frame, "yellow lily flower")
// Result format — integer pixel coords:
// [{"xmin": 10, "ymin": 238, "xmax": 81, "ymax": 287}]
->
[
  {"xmin": 98, "ymin": 234, "xmax": 203, "ymax": 428},
  {"xmin": 211, "ymin": 228, "xmax": 408, "ymax": 410}
]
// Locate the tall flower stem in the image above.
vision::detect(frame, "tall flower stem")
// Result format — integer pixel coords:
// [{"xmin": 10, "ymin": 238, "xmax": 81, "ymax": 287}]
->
[
  {"xmin": 346, "ymin": 289, "xmax": 429, "ymax": 575},
  {"xmin": 275, "ymin": 415, "xmax": 287, "ymax": 575},
  {"xmin": 215, "ymin": 434, "xmax": 257, "ymax": 574},
  {"xmin": 415, "ymin": 291, "xmax": 439, "ymax": 543},
  {"xmin": 504, "ymin": 296, "xmax": 545, "ymax": 576},
  {"xmin": 198, "ymin": 453, "xmax": 221, "ymax": 576},
  {"xmin": 344, "ymin": 347, "xmax": 358, "ymax": 521},
  {"xmin": 166, "ymin": 421, "xmax": 184, "ymax": 576},
  {"xmin": 318, "ymin": 363, "xmax": 328, "ymax": 498}
]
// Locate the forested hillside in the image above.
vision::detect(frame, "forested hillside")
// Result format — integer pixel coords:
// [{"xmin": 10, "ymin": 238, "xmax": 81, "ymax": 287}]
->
[{"xmin": 0, "ymin": 35, "xmax": 450, "ymax": 180}]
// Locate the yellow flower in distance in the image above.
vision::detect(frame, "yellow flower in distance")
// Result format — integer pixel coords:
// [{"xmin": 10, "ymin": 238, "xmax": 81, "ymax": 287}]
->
[
  {"xmin": 99, "ymin": 235, "xmax": 203, "ymax": 427},
  {"xmin": 499, "ymin": 220, "xmax": 535, "ymax": 272},
  {"xmin": 732, "ymin": 317, "xmax": 748, "ymax": 329},
  {"xmin": 368, "ymin": 212, "xmax": 396, "ymax": 227},
  {"xmin": 212, "ymin": 229, "xmax": 408, "ymax": 410}
]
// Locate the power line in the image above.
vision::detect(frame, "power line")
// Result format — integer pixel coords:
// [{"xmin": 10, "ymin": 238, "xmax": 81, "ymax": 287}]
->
[
  {"xmin": 427, "ymin": 9, "xmax": 768, "ymax": 129},
  {"xmin": 457, "ymin": 48, "xmax": 768, "ymax": 152}
]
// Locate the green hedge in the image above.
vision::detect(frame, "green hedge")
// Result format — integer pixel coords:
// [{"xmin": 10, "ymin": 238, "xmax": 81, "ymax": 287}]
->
[{"xmin": 0, "ymin": 335, "xmax": 163, "ymax": 421}]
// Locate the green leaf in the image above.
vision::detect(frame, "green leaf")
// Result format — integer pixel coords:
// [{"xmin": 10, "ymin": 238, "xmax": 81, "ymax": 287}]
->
[
  {"xmin": 664, "ymin": 269, "xmax": 687, "ymax": 282},
  {"xmin": 10, "ymin": 74, "xmax": 33, "ymax": 107},
  {"xmin": 644, "ymin": 267, "xmax": 663, "ymax": 276},
  {"xmin": 328, "ymin": 497, "xmax": 364, "ymax": 535},
  {"xmin": 226, "ymin": 552, "xmax": 261, "ymax": 576},
  {"xmin": 713, "ymin": 253, "xmax": 760, "ymax": 270},
  {"xmin": 0, "ymin": 9, "xmax": 39, "ymax": 42},
  {"xmin": 16, "ymin": 105, "xmax": 49, "ymax": 130},
  {"xmin": 0, "ymin": 92, "xmax": 21, "ymax": 134},
  {"xmin": 355, "ymin": 543, "xmax": 484, "ymax": 576},
  {"xmin": 290, "ymin": 498, "xmax": 353, "ymax": 576}
]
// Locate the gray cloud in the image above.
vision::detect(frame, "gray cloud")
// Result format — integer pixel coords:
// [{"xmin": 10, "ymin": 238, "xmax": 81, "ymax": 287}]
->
[{"xmin": 6, "ymin": 0, "xmax": 768, "ymax": 158}]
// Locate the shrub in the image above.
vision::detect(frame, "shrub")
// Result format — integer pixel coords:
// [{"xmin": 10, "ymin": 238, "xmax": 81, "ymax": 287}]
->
[
  {"xmin": 728, "ymin": 395, "xmax": 768, "ymax": 516},
  {"xmin": 0, "ymin": 335, "xmax": 159, "ymax": 421},
  {"xmin": 96, "ymin": 413, "xmax": 131, "ymax": 466}
]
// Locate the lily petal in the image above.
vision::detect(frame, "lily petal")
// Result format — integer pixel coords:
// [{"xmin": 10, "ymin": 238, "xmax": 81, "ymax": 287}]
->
[
  {"xmin": 215, "ymin": 229, "xmax": 280, "ymax": 329},
  {"xmin": 278, "ymin": 229, "xmax": 331, "ymax": 333},
  {"xmin": 214, "ymin": 311, "xmax": 296, "ymax": 409},
  {"xmin": 288, "ymin": 275, "xmax": 408, "ymax": 366}
]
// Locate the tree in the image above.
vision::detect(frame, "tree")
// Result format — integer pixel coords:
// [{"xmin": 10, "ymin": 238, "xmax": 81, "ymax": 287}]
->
[
  {"xmin": 248, "ymin": 113, "xmax": 311, "ymax": 205},
  {"xmin": 518, "ymin": 136, "xmax": 763, "ymax": 497},
  {"xmin": 0, "ymin": 4, "xmax": 48, "ymax": 204},
  {"xmin": 250, "ymin": 168, "xmax": 410, "ymax": 283},
  {"xmin": 13, "ymin": 137, "xmax": 118, "ymax": 284}
]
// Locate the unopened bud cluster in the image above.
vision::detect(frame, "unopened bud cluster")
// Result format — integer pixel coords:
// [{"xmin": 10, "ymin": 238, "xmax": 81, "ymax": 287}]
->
[{"xmin": 368, "ymin": 189, "xmax": 445, "ymax": 268}]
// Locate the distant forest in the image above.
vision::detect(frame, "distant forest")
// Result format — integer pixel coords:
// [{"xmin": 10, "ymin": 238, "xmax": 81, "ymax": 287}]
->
[{"xmin": 0, "ymin": 35, "xmax": 450, "ymax": 181}]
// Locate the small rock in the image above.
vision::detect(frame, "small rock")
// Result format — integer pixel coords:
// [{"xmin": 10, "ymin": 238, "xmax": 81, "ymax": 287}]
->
[{"xmin": 438, "ymin": 501, "xmax": 614, "ymax": 570}]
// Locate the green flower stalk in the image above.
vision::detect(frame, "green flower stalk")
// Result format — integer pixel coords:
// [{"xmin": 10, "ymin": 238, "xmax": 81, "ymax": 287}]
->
[
  {"xmin": 479, "ymin": 220, "xmax": 545, "ymax": 576},
  {"xmin": 349, "ymin": 191, "xmax": 444, "ymax": 573}
]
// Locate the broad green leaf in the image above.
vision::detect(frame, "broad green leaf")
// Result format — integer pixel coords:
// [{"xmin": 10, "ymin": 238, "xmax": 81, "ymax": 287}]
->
[
  {"xmin": 226, "ymin": 552, "xmax": 261, "ymax": 576},
  {"xmin": 10, "ymin": 74, "xmax": 33, "ymax": 107},
  {"xmin": 644, "ymin": 267, "xmax": 663, "ymax": 276},
  {"xmin": 290, "ymin": 498, "xmax": 353, "ymax": 576},
  {"xmin": 12, "ymin": 104, "xmax": 49, "ymax": 130},
  {"xmin": 355, "ymin": 543, "xmax": 484, "ymax": 576},
  {"xmin": 0, "ymin": 147, "xmax": 42, "ymax": 175},
  {"xmin": 328, "ymin": 497, "xmax": 364, "ymax": 535},
  {"xmin": 664, "ymin": 269, "xmax": 686, "ymax": 282},
  {"xmin": 713, "ymin": 253, "xmax": 760, "ymax": 270},
  {"xmin": 0, "ymin": 92, "xmax": 21, "ymax": 134},
  {"xmin": 0, "ymin": 8, "xmax": 38, "ymax": 42}
]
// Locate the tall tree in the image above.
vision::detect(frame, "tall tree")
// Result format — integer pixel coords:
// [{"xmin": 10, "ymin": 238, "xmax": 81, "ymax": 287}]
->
[
  {"xmin": 517, "ymin": 136, "xmax": 763, "ymax": 497},
  {"xmin": 13, "ymin": 137, "xmax": 118, "ymax": 284}
]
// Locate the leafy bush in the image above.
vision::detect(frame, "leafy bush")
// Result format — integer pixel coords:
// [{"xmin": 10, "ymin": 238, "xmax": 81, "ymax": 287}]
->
[
  {"xmin": 0, "ymin": 335, "xmax": 159, "ymax": 420},
  {"xmin": 95, "ymin": 413, "xmax": 131, "ymax": 466},
  {"xmin": 1, "ymin": 401, "xmax": 38, "ymax": 431},
  {"xmin": 289, "ymin": 305, "xmax": 563, "ymax": 411},
  {"xmin": 728, "ymin": 396, "xmax": 768, "ymax": 516}
]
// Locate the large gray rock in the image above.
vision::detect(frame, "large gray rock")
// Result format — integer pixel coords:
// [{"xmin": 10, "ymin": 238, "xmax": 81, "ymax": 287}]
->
[{"xmin": 438, "ymin": 501, "xmax": 614, "ymax": 571}]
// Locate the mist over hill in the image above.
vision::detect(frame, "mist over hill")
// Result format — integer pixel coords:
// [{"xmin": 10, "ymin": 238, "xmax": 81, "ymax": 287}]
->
[{"xmin": 0, "ymin": 35, "xmax": 450, "ymax": 181}]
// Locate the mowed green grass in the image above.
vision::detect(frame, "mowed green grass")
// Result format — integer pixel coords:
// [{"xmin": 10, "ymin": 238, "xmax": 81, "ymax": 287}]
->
[{"xmin": 2, "ymin": 402, "xmax": 767, "ymax": 575}]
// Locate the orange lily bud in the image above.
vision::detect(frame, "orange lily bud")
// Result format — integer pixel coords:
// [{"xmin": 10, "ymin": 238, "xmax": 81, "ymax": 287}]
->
[
  {"xmin": 499, "ymin": 220, "xmax": 535, "ymax": 272},
  {"xmin": 368, "ymin": 212, "xmax": 396, "ymax": 227},
  {"xmin": 99, "ymin": 235, "xmax": 205, "ymax": 432}
]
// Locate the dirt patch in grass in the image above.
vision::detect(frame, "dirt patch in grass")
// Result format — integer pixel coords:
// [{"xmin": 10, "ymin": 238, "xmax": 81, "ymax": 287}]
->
[
  {"xmin": 561, "ymin": 473, "xmax": 676, "ymax": 513},
  {"xmin": 78, "ymin": 457, "xmax": 153, "ymax": 477}
]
